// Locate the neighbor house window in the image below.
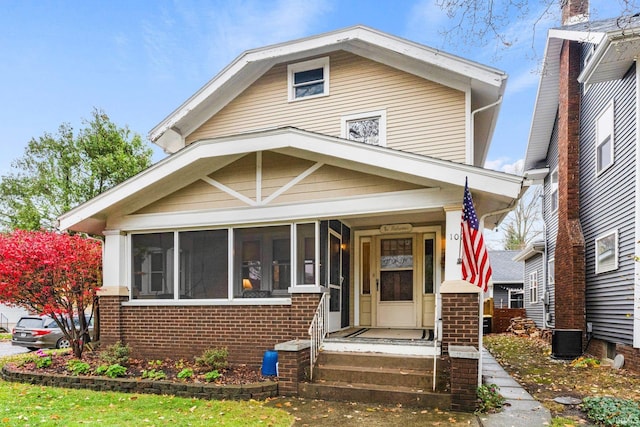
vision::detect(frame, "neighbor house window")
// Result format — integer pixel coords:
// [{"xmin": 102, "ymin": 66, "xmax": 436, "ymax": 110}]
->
[
  {"xmin": 509, "ymin": 289, "xmax": 524, "ymax": 309},
  {"xmin": 287, "ymin": 57, "xmax": 329, "ymax": 101},
  {"xmin": 235, "ymin": 225, "xmax": 291, "ymax": 297},
  {"xmin": 596, "ymin": 101, "xmax": 614, "ymax": 174},
  {"xmin": 550, "ymin": 169, "xmax": 558, "ymax": 212},
  {"xmin": 595, "ymin": 230, "xmax": 618, "ymax": 274},
  {"xmin": 529, "ymin": 271, "xmax": 538, "ymax": 304},
  {"xmin": 548, "ymin": 258, "xmax": 555, "ymax": 285},
  {"xmin": 341, "ymin": 110, "xmax": 387, "ymax": 146}
]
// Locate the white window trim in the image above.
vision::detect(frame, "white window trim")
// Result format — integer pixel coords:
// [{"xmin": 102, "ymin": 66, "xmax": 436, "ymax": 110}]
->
[
  {"xmin": 340, "ymin": 109, "xmax": 387, "ymax": 146},
  {"xmin": 529, "ymin": 271, "xmax": 539, "ymax": 304},
  {"xmin": 287, "ymin": 56, "xmax": 330, "ymax": 102},
  {"xmin": 508, "ymin": 288, "xmax": 524, "ymax": 309},
  {"xmin": 595, "ymin": 100, "xmax": 615, "ymax": 176},
  {"xmin": 548, "ymin": 258, "xmax": 555, "ymax": 285},
  {"xmin": 595, "ymin": 229, "xmax": 619, "ymax": 274},
  {"xmin": 550, "ymin": 168, "xmax": 558, "ymax": 213}
]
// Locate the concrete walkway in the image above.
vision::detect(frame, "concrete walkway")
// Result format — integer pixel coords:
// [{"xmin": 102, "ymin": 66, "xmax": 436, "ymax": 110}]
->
[{"xmin": 478, "ymin": 348, "xmax": 551, "ymax": 427}]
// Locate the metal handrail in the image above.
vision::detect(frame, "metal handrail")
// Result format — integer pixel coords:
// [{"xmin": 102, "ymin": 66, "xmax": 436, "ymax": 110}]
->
[{"xmin": 308, "ymin": 292, "xmax": 329, "ymax": 380}]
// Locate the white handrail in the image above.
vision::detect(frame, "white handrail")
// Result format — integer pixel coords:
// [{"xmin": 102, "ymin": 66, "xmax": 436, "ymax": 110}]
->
[{"xmin": 308, "ymin": 292, "xmax": 329, "ymax": 380}]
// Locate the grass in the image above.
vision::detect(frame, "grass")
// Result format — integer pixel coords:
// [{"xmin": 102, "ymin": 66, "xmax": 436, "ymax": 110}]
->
[
  {"xmin": 485, "ymin": 334, "xmax": 640, "ymax": 426},
  {"xmin": 0, "ymin": 333, "xmax": 11, "ymax": 341},
  {"xmin": 0, "ymin": 353, "xmax": 293, "ymax": 426}
]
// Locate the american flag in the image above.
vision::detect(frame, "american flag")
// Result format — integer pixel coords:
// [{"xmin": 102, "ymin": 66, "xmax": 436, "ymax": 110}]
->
[{"xmin": 461, "ymin": 178, "xmax": 492, "ymax": 292}]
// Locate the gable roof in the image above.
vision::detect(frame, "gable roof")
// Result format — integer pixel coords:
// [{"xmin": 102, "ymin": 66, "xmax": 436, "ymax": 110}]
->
[
  {"xmin": 58, "ymin": 127, "xmax": 523, "ymax": 235},
  {"xmin": 488, "ymin": 250, "xmax": 524, "ymax": 283},
  {"xmin": 524, "ymin": 14, "xmax": 640, "ymax": 172},
  {"xmin": 150, "ymin": 25, "xmax": 507, "ymax": 166}
]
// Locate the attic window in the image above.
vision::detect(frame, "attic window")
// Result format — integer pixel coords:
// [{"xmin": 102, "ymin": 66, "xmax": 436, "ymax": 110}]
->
[
  {"xmin": 341, "ymin": 110, "xmax": 387, "ymax": 146},
  {"xmin": 288, "ymin": 57, "xmax": 330, "ymax": 101}
]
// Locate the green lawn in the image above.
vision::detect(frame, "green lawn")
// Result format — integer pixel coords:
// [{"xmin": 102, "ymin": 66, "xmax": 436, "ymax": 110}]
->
[
  {"xmin": 0, "ymin": 354, "xmax": 293, "ymax": 426},
  {"xmin": 0, "ymin": 333, "xmax": 11, "ymax": 340}
]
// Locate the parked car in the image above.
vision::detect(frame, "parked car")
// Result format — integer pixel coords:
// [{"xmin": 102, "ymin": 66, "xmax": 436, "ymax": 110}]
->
[{"xmin": 11, "ymin": 315, "xmax": 93, "ymax": 350}]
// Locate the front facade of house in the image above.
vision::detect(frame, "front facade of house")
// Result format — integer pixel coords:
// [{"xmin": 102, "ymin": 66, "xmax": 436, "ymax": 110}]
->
[
  {"xmin": 520, "ymin": 4, "xmax": 640, "ymax": 369},
  {"xmin": 59, "ymin": 27, "xmax": 522, "ymax": 385}
]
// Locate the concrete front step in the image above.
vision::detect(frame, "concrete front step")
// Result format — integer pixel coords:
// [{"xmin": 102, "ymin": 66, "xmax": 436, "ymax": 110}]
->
[
  {"xmin": 317, "ymin": 351, "xmax": 446, "ymax": 370},
  {"xmin": 299, "ymin": 381, "xmax": 451, "ymax": 409},
  {"xmin": 314, "ymin": 363, "xmax": 445, "ymax": 390}
]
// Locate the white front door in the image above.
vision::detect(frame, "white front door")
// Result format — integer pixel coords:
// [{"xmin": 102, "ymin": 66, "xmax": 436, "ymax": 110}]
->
[
  {"xmin": 328, "ymin": 230, "xmax": 343, "ymax": 332},
  {"xmin": 376, "ymin": 235, "xmax": 417, "ymax": 327}
]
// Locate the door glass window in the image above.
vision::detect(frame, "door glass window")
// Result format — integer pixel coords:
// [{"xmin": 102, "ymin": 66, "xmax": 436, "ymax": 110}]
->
[
  {"xmin": 380, "ymin": 238, "xmax": 413, "ymax": 302},
  {"xmin": 424, "ymin": 238, "xmax": 434, "ymax": 294}
]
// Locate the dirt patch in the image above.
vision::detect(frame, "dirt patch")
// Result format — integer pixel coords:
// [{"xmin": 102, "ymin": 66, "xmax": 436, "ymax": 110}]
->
[
  {"xmin": 485, "ymin": 334, "xmax": 640, "ymax": 425},
  {"xmin": 11, "ymin": 350, "xmax": 271, "ymax": 385}
]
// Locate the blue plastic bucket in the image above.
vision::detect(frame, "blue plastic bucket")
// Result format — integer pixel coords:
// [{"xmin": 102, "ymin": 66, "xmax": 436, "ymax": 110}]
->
[{"xmin": 261, "ymin": 350, "xmax": 278, "ymax": 376}]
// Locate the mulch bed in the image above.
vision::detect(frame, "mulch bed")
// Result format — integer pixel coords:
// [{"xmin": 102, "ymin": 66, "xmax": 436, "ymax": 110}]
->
[{"xmin": 11, "ymin": 350, "xmax": 271, "ymax": 385}]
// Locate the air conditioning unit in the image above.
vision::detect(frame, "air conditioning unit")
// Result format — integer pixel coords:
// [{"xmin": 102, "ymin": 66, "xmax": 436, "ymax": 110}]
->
[{"xmin": 552, "ymin": 329, "xmax": 582, "ymax": 359}]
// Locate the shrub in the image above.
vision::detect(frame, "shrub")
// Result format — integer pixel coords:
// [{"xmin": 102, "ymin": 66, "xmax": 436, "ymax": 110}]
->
[
  {"xmin": 141, "ymin": 369, "xmax": 166, "ymax": 380},
  {"xmin": 582, "ymin": 396, "xmax": 640, "ymax": 426},
  {"xmin": 177, "ymin": 368, "xmax": 194, "ymax": 380},
  {"xmin": 67, "ymin": 360, "xmax": 91, "ymax": 375},
  {"xmin": 196, "ymin": 347, "xmax": 228, "ymax": 370},
  {"xmin": 95, "ymin": 365, "xmax": 108, "ymax": 375},
  {"xmin": 99, "ymin": 341, "xmax": 131, "ymax": 366},
  {"xmin": 103, "ymin": 364, "xmax": 127, "ymax": 378},
  {"xmin": 476, "ymin": 383, "xmax": 505, "ymax": 414},
  {"xmin": 204, "ymin": 370, "xmax": 221, "ymax": 382},
  {"xmin": 35, "ymin": 356, "xmax": 52, "ymax": 369}
]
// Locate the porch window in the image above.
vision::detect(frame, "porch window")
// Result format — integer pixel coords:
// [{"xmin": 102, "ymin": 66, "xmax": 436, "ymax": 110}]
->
[
  {"xmin": 179, "ymin": 230, "xmax": 228, "ymax": 299},
  {"xmin": 235, "ymin": 225, "xmax": 291, "ymax": 297},
  {"xmin": 132, "ymin": 233, "xmax": 174, "ymax": 299},
  {"xmin": 296, "ymin": 223, "xmax": 316, "ymax": 285}
]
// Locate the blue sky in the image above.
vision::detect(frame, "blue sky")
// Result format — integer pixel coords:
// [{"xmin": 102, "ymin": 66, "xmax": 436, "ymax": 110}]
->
[{"xmin": 0, "ymin": 0, "xmax": 625, "ymax": 178}]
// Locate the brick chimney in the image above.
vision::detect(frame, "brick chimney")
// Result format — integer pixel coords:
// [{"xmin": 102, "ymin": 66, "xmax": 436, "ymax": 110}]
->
[
  {"xmin": 555, "ymin": 0, "xmax": 587, "ymax": 334},
  {"xmin": 561, "ymin": 0, "xmax": 589, "ymax": 25}
]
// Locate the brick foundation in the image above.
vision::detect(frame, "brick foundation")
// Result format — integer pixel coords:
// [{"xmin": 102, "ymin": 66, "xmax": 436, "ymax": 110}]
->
[
  {"xmin": 586, "ymin": 337, "xmax": 640, "ymax": 372},
  {"xmin": 98, "ymin": 293, "xmax": 321, "ymax": 368},
  {"xmin": 275, "ymin": 343, "xmax": 310, "ymax": 395}
]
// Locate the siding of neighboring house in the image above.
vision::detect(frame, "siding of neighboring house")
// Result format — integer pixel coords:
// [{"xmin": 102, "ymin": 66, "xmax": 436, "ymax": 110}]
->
[
  {"xmin": 186, "ymin": 51, "xmax": 467, "ymax": 163},
  {"xmin": 579, "ymin": 58, "xmax": 637, "ymax": 346},
  {"xmin": 544, "ymin": 118, "xmax": 559, "ymax": 328},
  {"xmin": 524, "ymin": 252, "xmax": 544, "ymax": 327},
  {"xmin": 135, "ymin": 151, "xmax": 422, "ymax": 215}
]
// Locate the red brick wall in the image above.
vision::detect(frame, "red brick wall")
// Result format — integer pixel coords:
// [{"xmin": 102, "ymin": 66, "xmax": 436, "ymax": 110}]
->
[
  {"xmin": 450, "ymin": 357, "xmax": 479, "ymax": 412},
  {"xmin": 561, "ymin": 0, "xmax": 589, "ymax": 25},
  {"xmin": 587, "ymin": 338, "xmax": 640, "ymax": 373},
  {"xmin": 99, "ymin": 293, "xmax": 321, "ymax": 367},
  {"xmin": 555, "ymin": 37, "xmax": 586, "ymax": 335},
  {"xmin": 277, "ymin": 347, "xmax": 310, "ymax": 395},
  {"xmin": 492, "ymin": 308, "xmax": 527, "ymax": 333},
  {"xmin": 441, "ymin": 293, "xmax": 480, "ymax": 353}
]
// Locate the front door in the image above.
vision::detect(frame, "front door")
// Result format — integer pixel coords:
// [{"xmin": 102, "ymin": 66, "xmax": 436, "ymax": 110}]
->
[{"xmin": 376, "ymin": 236, "xmax": 417, "ymax": 327}]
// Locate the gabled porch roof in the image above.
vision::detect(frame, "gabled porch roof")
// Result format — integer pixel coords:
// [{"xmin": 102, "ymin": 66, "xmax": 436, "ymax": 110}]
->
[{"xmin": 58, "ymin": 127, "xmax": 523, "ymax": 235}]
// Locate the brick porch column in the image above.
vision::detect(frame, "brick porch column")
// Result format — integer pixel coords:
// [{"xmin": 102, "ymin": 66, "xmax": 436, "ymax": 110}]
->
[{"xmin": 99, "ymin": 230, "xmax": 129, "ymax": 346}]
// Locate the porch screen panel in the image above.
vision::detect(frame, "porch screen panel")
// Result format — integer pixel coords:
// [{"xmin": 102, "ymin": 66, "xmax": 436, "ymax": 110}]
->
[
  {"xmin": 296, "ymin": 223, "xmax": 316, "ymax": 285},
  {"xmin": 131, "ymin": 233, "xmax": 174, "ymax": 299},
  {"xmin": 380, "ymin": 238, "xmax": 413, "ymax": 301},
  {"xmin": 179, "ymin": 230, "xmax": 228, "ymax": 299},
  {"xmin": 329, "ymin": 233, "xmax": 341, "ymax": 311}
]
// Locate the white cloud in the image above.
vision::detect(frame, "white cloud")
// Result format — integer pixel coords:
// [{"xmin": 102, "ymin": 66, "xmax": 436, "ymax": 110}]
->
[
  {"xmin": 484, "ymin": 158, "xmax": 524, "ymax": 174},
  {"xmin": 507, "ymin": 69, "xmax": 541, "ymax": 94}
]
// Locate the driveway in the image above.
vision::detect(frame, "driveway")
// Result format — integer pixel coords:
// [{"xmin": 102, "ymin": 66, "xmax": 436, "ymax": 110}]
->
[{"xmin": 0, "ymin": 340, "xmax": 28, "ymax": 357}]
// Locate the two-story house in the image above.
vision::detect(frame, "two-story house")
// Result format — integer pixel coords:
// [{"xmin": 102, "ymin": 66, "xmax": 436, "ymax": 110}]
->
[
  {"xmin": 519, "ymin": 1, "xmax": 640, "ymax": 369},
  {"xmin": 58, "ymin": 26, "xmax": 522, "ymax": 401}
]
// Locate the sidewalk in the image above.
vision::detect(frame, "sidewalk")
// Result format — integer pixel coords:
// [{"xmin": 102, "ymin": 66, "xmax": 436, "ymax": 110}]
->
[{"xmin": 478, "ymin": 348, "xmax": 551, "ymax": 427}]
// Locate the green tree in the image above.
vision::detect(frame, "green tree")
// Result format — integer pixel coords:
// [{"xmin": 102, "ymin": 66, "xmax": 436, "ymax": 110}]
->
[{"xmin": 0, "ymin": 109, "xmax": 152, "ymax": 230}]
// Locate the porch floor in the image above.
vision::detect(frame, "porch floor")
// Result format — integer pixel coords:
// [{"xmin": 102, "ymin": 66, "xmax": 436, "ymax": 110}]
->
[{"xmin": 324, "ymin": 328, "xmax": 438, "ymax": 356}]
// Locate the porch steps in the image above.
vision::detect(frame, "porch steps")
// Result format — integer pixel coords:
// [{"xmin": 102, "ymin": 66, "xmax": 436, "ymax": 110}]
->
[{"xmin": 299, "ymin": 351, "xmax": 450, "ymax": 408}]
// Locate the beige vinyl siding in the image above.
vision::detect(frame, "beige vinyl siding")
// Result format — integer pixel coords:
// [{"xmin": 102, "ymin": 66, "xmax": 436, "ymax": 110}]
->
[
  {"xmin": 135, "ymin": 151, "xmax": 423, "ymax": 214},
  {"xmin": 187, "ymin": 51, "xmax": 466, "ymax": 163}
]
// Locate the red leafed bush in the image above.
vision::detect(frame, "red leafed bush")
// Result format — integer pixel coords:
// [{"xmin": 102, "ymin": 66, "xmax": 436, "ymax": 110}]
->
[{"xmin": 0, "ymin": 230, "xmax": 102, "ymax": 358}]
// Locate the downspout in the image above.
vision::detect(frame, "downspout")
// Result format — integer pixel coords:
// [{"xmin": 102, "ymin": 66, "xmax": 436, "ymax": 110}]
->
[{"xmin": 470, "ymin": 96, "xmax": 503, "ymax": 165}]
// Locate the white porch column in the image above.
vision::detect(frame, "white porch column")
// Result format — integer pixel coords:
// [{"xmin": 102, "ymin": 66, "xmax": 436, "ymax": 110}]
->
[
  {"xmin": 100, "ymin": 230, "xmax": 129, "ymax": 297},
  {"xmin": 443, "ymin": 206, "xmax": 463, "ymax": 282}
]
